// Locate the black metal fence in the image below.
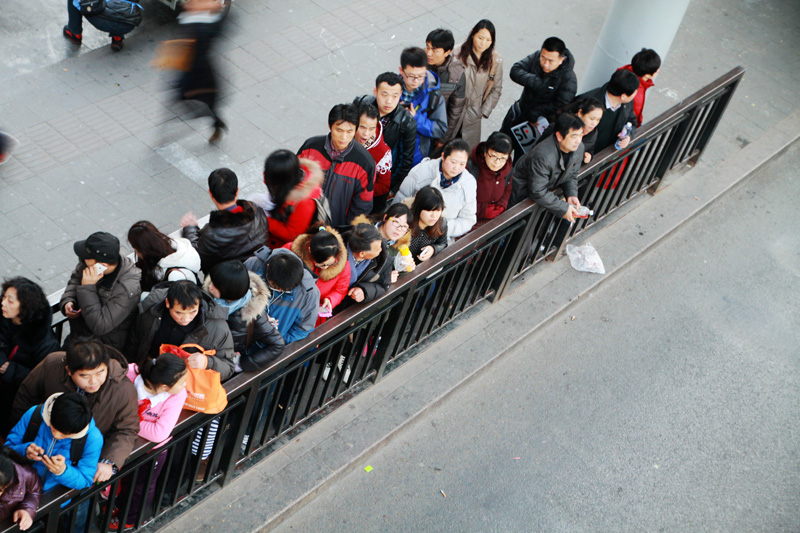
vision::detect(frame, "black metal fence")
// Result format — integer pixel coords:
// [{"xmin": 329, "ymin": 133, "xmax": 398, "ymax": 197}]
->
[{"xmin": 4, "ymin": 66, "xmax": 743, "ymax": 533}]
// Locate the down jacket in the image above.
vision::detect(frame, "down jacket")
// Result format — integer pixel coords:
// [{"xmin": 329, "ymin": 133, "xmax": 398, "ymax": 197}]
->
[
  {"xmin": 393, "ymin": 158, "xmax": 478, "ymax": 238},
  {"xmin": 0, "ymin": 462, "xmax": 41, "ymax": 522},
  {"xmin": 267, "ymin": 158, "xmax": 325, "ymax": 249},
  {"xmin": 203, "ymin": 273, "xmax": 285, "ymax": 372},
  {"xmin": 468, "ymin": 142, "xmax": 513, "ymax": 220},
  {"xmin": 182, "ymin": 199, "xmax": 269, "ymax": 274},
  {"xmin": 11, "ymin": 348, "xmax": 139, "ymax": 470},
  {"xmin": 125, "ymin": 286, "xmax": 236, "ymax": 381},
  {"xmin": 288, "ymin": 227, "xmax": 351, "ymax": 312},
  {"xmin": 509, "ymin": 48, "xmax": 578, "ymax": 123}
]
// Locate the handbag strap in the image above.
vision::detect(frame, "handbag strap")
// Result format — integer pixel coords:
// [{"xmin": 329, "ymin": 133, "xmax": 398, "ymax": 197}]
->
[{"xmin": 482, "ymin": 51, "xmax": 498, "ymax": 104}]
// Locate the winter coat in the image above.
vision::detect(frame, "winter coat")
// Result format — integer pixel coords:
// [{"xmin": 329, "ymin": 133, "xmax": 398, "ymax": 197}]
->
[
  {"xmin": 0, "ymin": 462, "xmax": 41, "ymax": 522},
  {"xmin": 353, "ymin": 95, "xmax": 417, "ymax": 193},
  {"xmin": 0, "ymin": 310, "xmax": 59, "ymax": 389},
  {"xmin": 126, "ymin": 364, "xmax": 187, "ymax": 446},
  {"xmin": 182, "ymin": 199, "xmax": 269, "ymax": 274},
  {"xmin": 11, "ymin": 349, "xmax": 139, "ymax": 470},
  {"xmin": 430, "ymin": 55, "xmax": 467, "ymax": 145},
  {"xmin": 287, "ymin": 228, "xmax": 351, "ymax": 312},
  {"xmin": 453, "ymin": 47, "xmax": 504, "ymax": 149},
  {"xmin": 510, "ymin": 49, "xmax": 578, "ymax": 123},
  {"xmin": 509, "ymin": 135, "xmax": 584, "ymax": 217},
  {"xmin": 244, "ymin": 248, "xmax": 320, "ymax": 345},
  {"xmin": 126, "ymin": 286, "xmax": 235, "ymax": 381},
  {"xmin": 405, "ymin": 71, "xmax": 448, "ymax": 166},
  {"xmin": 409, "ymin": 219, "xmax": 448, "ymax": 264},
  {"xmin": 297, "ymin": 135, "xmax": 375, "ymax": 227},
  {"xmin": 468, "ymin": 143, "xmax": 513, "ymax": 220},
  {"xmin": 267, "ymin": 159, "xmax": 325, "ymax": 249},
  {"xmin": 537, "ymin": 123, "xmax": 598, "ymax": 158},
  {"xmin": 393, "ymin": 158, "xmax": 478, "ymax": 238},
  {"xmin": 202, "ymin": 273, "xmax": 285, "ymax": 372},
  {"xmin": 59, "ymin": 256, "xmax": 142, "ymax": 352},
  {"xmin": 337, "ymin": 228, "xmax": 393, "ymax": 308},
  {"xmin": 156, "ymin": 237, "xmax": 202, "ymax": 284},
  {"xmin": 361, "ymin": 122, "xmax": 393, "ymax": 198},
  {"xmin": 576, "ymin": 85, "xmax": 638, "ymax": 153},
  {"xmin": 7, "ymin": 400, "xmax": 103, "ymax": 492},
  {"xmin": 617, "ymin": 64, "xmax": 654, "ymax": 127}
]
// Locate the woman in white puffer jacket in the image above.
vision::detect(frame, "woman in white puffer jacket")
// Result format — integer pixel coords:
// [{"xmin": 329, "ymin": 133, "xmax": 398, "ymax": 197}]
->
[{"xmin": 128, "ymin": 221, "xmax": 202, "ymax": 297}]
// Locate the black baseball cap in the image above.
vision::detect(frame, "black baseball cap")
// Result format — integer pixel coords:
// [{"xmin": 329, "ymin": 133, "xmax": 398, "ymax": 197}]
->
[{"xmin": 74, "ymin": 232, "xmax": 120, "ymax": 263}]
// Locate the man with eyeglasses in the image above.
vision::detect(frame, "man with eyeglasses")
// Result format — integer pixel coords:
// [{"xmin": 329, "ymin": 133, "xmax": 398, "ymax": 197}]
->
[{"xmin": 398, "ymin": 47, "xmax": 448, "ymax": 167}]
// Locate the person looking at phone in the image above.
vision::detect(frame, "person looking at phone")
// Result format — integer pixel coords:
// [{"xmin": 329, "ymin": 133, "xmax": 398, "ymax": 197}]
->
[
  {"xmin": 6, "ymin": 392, "xmax": 103, "ymax": 492},
  {"xmin": 60, "ymin": 232, "xmax": 141, "ymax": 351}
]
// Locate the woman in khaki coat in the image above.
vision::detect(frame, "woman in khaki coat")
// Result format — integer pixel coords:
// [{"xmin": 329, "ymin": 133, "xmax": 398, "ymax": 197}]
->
[{"xmin": 454, "ymin": 20, "xmax": 503, "ymax": 149}]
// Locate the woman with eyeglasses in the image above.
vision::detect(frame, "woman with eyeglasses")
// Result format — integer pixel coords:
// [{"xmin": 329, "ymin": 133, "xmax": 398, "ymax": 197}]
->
[
  {"xmin": 454, "ymin": 19, "xmax": 504, "ymax": 149},
  {"xmin": 468, "ymin": 131, "xmax": 514, "ymax": 221},
  {"xmin": 373, "ymin": 204, "xmax": 414, "ymax": 282},
  {"xmin": 284, "ymin": 225, "xmax": 350, "ymax": 322}
]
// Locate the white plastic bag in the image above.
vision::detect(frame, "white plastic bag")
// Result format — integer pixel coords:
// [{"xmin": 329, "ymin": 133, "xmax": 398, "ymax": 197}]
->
[{"xmin": 566, "ymin": 243, "xmax": 605, "ymax": 274}]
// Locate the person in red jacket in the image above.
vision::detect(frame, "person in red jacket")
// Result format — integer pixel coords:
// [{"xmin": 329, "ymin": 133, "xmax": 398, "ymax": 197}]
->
[
  {"xmin": 617, "ymin": 48, "xmax": 661, "ymax": 127},
  {"xmin": 355, "ymin": 104, "xmax": 393, "ymax": 214},
  {"xmin": 468, "ymin": 131, "xmax": 513, "ymax": 221},
  {"xmin": 262, "ymin": 150, "xmax": 324, "ymax": 249},
  {"xmin": 284, "ymin": 225, "xmax": 351, "ymax": 324}
]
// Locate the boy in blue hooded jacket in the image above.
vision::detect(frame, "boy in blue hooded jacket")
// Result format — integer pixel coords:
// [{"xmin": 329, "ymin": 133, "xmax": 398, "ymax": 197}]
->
[{"xmin": 6, "ymin": 393, "xmax": 103, "ymax": 492}]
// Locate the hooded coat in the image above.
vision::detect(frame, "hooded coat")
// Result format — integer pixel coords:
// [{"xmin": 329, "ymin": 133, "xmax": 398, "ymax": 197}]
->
[
  {"xmin": 468, "ymin": 142, "xmax": 513, "ymax": 220},
  {"xmin": 59, "ymin": 256, "xmax": 142, "ymax": 352},
  {"xmin": 125, "ymin": 286, "xmax": 236, "ymax": 380},
  {"xmin": 156, "ymin": 237, "xmax": 202, "ymax": 285},
  {"xmin": 267, "ymin": 158, "xmax": 325, "ymax": 249},
  {"xmin": 10, "ymin": 349, "xmax": 138, "ymax": 471},
  {"xmin": 7, "ymin": 395, "xmax": 103, "ymax": 492},
  {"xmin": 203, "ymin": 273, "xmax": 285, "ymax": 372},
  {"xmin": 509, "ymin": 48, "xmax": 578, "ymax": 123},
  {"xmin": 288, "ymin": 227, "xmax": 351, "ymax": 312},
  {"xmin": 453, "ymin": 47, "xmax": 504, "ymax": 149},
  {"xmin": 182, "ymin": 199, "xmax": 269, "ymax": 274}
]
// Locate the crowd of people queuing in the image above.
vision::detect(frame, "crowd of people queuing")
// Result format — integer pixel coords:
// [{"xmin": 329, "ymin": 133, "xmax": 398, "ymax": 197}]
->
[{"xmin": 0, "ymin": 16, "xmax": 662, "ymax": 530}]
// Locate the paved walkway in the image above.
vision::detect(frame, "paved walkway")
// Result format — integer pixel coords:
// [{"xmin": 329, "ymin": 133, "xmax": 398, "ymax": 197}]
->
[
  {"xmin": 275, "ymin": 142, "xmax": 800, "ymax": 533},
  {"xmin": 1, "ymin": 0, "xmax": 798, "ymax": 294}
]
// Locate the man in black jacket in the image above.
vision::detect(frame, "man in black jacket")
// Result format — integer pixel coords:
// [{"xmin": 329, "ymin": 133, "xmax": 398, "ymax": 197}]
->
[
  {"xmin": 181, "ymin": 168, "xmax": 269, "ymax": 274},
  {"xmin": 337, "ymin": 223, "xmax": 392, "ymax": 310},
  {"xmin": 354, "ymin": 72, "xmax": 417, "ymax": 195},
  {"xmin": 509, "ymin": 113, "xmax": 585, "ymax": 222},
  {"xmin": 575, "ymin": 69, "xmax": 639, "ymax": 153},
  {"xmin": 125, "ymin": 280, "xmax": 235, "ymax": 380},
  {"xmin": 503, "ymin": 37, "xmax": 578, "ymax": 159}
]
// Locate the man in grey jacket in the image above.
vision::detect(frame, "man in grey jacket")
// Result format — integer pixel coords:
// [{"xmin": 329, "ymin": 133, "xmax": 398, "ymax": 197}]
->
[
  {"xmin": 60, "ymin": 232, "xmax": 141, "ymax": 351},
  {"xmin": 509, "ymin": 113, "xmax": 585, "ymax": 222}
]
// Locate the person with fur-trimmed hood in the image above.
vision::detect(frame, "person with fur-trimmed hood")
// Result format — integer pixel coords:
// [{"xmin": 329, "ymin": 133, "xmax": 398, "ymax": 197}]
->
[
  {"xmin": 204, "ymin": 261, "xmax": 285, "ymax": 372},
  {"xmin": 256, "ymin": 151, "xmax": 325, "ymax": 250},
  {"xmin": 285, "ymin": 225, "xmax": 351, "ymax": 323}
]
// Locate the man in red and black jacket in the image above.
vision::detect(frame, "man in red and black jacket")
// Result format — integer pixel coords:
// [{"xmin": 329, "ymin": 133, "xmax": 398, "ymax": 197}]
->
[{"xmin": 297, "ymin": 104, "xmax": 376, "ymax": 226}]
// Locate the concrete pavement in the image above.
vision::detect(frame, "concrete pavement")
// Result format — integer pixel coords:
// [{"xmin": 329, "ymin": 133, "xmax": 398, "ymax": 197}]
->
[{"xmin": 0, "ymin": 0, "xmax": 798, "ymax": 294}]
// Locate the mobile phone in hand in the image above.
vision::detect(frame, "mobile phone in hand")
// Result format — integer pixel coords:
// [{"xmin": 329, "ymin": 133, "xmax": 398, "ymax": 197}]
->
[{"xmin": 94, "ymin": 263, "xmax": 107, "ymax": 275}]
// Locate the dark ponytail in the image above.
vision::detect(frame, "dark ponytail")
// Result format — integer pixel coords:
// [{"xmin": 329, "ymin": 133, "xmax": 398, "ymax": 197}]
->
[
  {"xmin": 139, "ymin": 353, "xmax": 187, "ymax": 390},
  {"xmin": 0, "ymin": 447, "xmax": 30, "ymax": 490}
]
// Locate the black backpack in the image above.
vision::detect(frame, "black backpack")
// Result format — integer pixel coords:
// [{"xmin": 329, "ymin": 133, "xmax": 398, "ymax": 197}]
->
[
  {"xmin": 79, "ymin": 0, "xmax": 106, "ymax": 15},
  {"xmin": 22, "ymin": 405, "xmax": 87, "ymax": 467}
]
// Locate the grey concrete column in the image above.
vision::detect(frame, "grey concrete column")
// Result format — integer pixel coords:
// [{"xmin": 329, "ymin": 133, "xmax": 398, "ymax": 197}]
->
[{"xmin": 579, "ymin": 0, "xmax": 691, "ymax": 92}]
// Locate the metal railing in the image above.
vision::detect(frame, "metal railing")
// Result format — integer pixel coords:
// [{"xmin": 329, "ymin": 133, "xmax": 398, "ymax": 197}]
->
[{"xmin": 4, "ymin": 66, "xmax": 743, "ymax": 533}]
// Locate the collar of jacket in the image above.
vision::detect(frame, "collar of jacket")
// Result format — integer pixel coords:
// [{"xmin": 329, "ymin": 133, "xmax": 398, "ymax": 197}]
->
[
  {"xmin": 209, "ymin": 200, "xmax": 257, "ymax": 227},
  {"xmin": 324, "ymin": 135, "xmax": 355, "ymax": 161},
  {"xmin": 291, "ymin": 228, "xmax": 348, "ymax": 282},
  {"xmin": 58, "ymin": 347, "xmax": 128, "ymax": 394},
  {"xmin": 202, "ymin": 271, "xmax": 271, "ymax": 324},
  {"xmin": 470, "ymin": 143, "xmax": 512, "ymax": 178}
]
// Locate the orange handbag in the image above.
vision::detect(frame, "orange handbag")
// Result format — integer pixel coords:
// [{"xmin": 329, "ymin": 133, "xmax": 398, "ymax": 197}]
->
[{"xmin": 159, "ymin": 344, "xmax": 228, "ymax": 414}]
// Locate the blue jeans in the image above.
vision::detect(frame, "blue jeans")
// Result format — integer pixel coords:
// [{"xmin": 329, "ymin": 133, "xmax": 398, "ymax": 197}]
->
[{"xmin": 67, "ymin": 0, "xmax": 134, "ymax": 39}]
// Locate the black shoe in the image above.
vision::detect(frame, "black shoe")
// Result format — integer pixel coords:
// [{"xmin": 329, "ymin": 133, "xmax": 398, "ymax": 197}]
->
[
  {"xmin": 63, "ymin": 26, "xmax": 82, "ymax": 44},
  {"xmin": 209, "ymin": 120, "xmax": 227, "ymax": 143}
]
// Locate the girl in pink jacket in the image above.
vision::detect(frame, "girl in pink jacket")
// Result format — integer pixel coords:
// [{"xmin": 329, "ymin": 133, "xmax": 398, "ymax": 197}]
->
[{"xmin": 109, "ymin": 354, "xmax": 187, "ymax": 531}]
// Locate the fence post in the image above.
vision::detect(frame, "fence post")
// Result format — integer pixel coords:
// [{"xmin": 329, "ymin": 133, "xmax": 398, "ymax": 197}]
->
[
  {"xmin": 687, "ymin": 71, "xmax": 745, "ymax": 166},
  {"xmin": 372, "ymin": 282, "xmax": 418, "ymax": 382},
  {"xmin": 491, "ymin": 207, "xmax": 540, "ymax": 301}
]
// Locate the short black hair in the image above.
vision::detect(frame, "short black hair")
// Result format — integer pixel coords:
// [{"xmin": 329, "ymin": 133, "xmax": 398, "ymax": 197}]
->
[
  {"xmin": 328, "ymin": 103, "xmax": 359, "ymax": 128},
  {"xmin": 607, "ymin": 69, "xmax": 640, "ymax": 97},
  {"xmin": 541, "ymin": 36, "xmax": 566, "ymax": 56},
  {"xmin": 554, "ymin": 113, "xmax": 585, "ymax": 137},
  {"xmin": 65, "ymin": 339, "xmax": 110, "ymax": 373},
  {"xmin": 208, "ymin": 168, "xmax": 238, "ymax": 204},
  {"xmin": 426, "ymin": 28, "xmax": 454, "ymax": 52},
  {"xmin": 484, "ymin": 131, "xmax": 512, "ymax": 155},
  {"xmin": 442, "ymin": 138, "xmax": 470, "ymax": 158},
  {"xmin": 308, "ymin": 226, "xmax": 341, "ymax": 264},
  {"xmin": 166, "ymin": 280, "xmax": 202, "ymax": 309},
  {"xmin": 50, "ymin": 393, "xmax": 92, "ymax": 435},
  {"xmin": 631, "ymin": 48, "xmax": 661, "ymax": 77},
  {"xmin": 375, "ymin": 72, "xmax": 404, "ymax": 89},
  {"xmin": 400, "ymin": 47, "xmax": 427, "ymax": 69},
  {"xmin": 348, "ymin": 223, "xmax": 383, "ymax": 254},
  {"xmin": 208, "ymin": 260, "xmax": 250, "ymax": 301},
  {"xmin": 265, "ymin": 253, "xmax": 304, "ymax": 292},
  {"xmin": 1, "ymin": 277, "xmax": 50, "ymax": 325},
  {"xmin": 358, "ymin": 103, "xmax": 379, "ymax": 122}
]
